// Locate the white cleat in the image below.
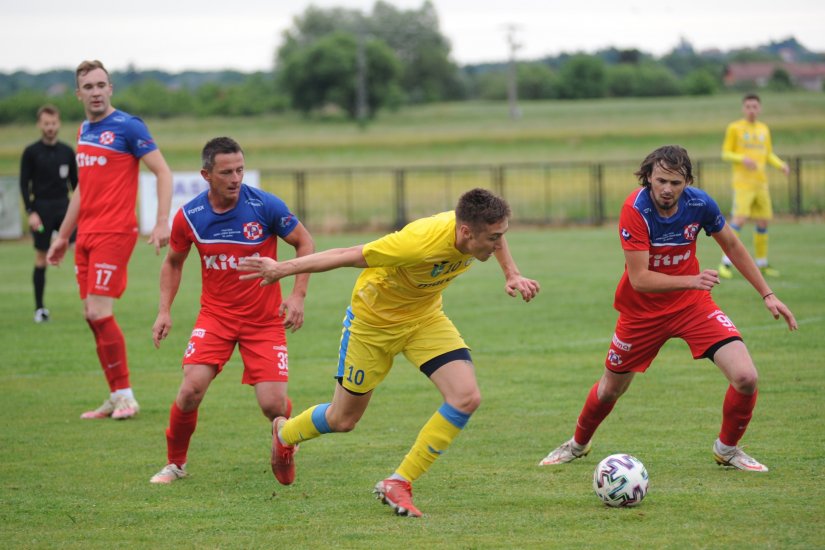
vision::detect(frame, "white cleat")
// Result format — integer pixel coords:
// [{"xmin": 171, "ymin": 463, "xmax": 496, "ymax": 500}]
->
[
  {"xmin": 150, "ymin": 463, "xmax": 187, "ymax": 484},
  {"xmin": 539, "ymin": 438, "xmax": 591, "ymax": 466},
  {"xmin": 713, "ymin": 444, "xmax": 769, "ymax": 472}
]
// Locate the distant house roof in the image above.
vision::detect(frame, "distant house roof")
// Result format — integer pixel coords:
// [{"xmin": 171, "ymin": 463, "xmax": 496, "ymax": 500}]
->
[{"xmin": 725, "ymin": 62, "xmax": 825, "ymax": 91}]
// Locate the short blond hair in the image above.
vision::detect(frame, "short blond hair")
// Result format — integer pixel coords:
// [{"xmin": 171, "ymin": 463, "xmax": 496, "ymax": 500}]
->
[{"xmin": 76, "ymin": 60, "xmax": 110, "ymax": 87}]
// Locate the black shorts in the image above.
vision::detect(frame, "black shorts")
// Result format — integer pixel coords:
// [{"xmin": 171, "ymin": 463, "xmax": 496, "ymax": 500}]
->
[{"xmin": 31, "ymin": 198, "xmax": 72, "ymax": 251}]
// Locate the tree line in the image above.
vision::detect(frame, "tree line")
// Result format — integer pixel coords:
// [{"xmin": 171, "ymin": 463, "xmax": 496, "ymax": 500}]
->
[{"xmin": 0, "ymin": 1, "xmax": 821, "ymax": 125}]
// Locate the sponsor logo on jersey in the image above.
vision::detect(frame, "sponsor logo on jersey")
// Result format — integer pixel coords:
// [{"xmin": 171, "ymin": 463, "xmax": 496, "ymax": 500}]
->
[
  {"xmin": 243, "ymin": 221, "xmax": 263, "ymax": 240},
  {"xmin": 607, "ymin": 349, "xmax": 623, "ymax": 367},
  {"xmin": 682, "ymin": 223, "xmax": 700, "ymax": 241},
  {"xmin": 246, "ymin": 198, "xmax": 264, "ymax": 207},
  {"xmin": 136, "ymin": 138, "xmax": 154, "ymax": 149},
  {"xmin": 687, "ymin": 199, "xmax": 706, "ymax": 207},
  {"xmin": 77, "ymin": 152, "xmax": 108, "ymax": 167},
  {"xmin": 184, "ymin": 341, "xmax": 196, "ymax": 358},
  {"xmin": 191, "ymin": 328, "xmax": 206, "ymax": 338},
  {"xmin": 611, "ymin": 334, "xmax": 632, "ymax": 351},
  {"xmin": 650, "ymin": 250, "xmax": 691, "ymax": 268},
  {"xmin": 187, "ymin": 205, "xmax": 205, "ymax": 215},
  {"xmin": 621, "ymin": 227, "xmax": 632, "ymax": 241},
  {"xmin": 99, "ymin": 131, "xmax": 115, "ymax": 145},
  {"xmin": 203, "ymin": 252, "xmax": 260, "ymax": 271},
  {"xmin": 279, "ymin": 214, "xmax": 294, "ymax": 228}
]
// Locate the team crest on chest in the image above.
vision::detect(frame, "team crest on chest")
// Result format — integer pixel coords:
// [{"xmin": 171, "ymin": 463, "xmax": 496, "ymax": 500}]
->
[
  {"xmin": 682, "ymin": 223, "xmax": 699, "ymax": 241},
  {"xmin": 99, "ymin": 131, "xmax": 115, "ymax": 145},
  {"xmin": 243, "ymin": 221, "xmax": 263, "ymax": 240}
]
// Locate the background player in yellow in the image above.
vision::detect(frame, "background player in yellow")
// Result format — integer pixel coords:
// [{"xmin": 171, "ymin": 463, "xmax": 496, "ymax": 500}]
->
[
  {"xmin": 238, "ymin": 188, "xmax": 540, "ymax": 517},
  {"xmin": 718, "ymin": 93, "xmax": 789, "ymax": 279}
]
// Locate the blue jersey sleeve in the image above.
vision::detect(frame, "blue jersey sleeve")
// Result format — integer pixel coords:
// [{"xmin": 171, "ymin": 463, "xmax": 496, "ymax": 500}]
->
[
  {"xmin": 702, "ymin": 193, "xmax": 726, "ymax": 235},
  {"xmin": 123, "ymin": 116, "xmax": 158, "ymax": 159},
  {"xmin": 259, "ymin": 189, "xmax": 299, "ymax": 239}
]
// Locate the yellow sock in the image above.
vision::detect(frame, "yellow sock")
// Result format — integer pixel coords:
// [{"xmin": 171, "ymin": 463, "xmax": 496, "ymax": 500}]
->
[
  {"xmin": 280, "ymin": 403, "xmax": 330, "ymax": 445},
  {"xmin": 395, "ymin": 403, "xmax": 470, "ymax": 482},
  {"xmin": 754, "ymin": 231, "xmax": 768, "ymax": 263}
]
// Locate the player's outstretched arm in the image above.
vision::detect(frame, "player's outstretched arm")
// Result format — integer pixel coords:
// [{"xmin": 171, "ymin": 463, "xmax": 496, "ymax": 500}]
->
[
  {"xmin": 142, "ymin": 150, "xmax": 173, "ymax": 255},
  {"xmin": 493, "ymin": 236, "xmax": 540, "ymax": 302},
  {"xmin": 279, "ymin": 222, "xmax": 315, "ymax": 333},
  {"xmin": 47, "ymin": 187, "xmax": 81, "ymax": 266},
  {"xmin": 153, "ymin": 247, "xmax": 189, "ymax": 348},
  {"xmin": 238, "ymin": 245, "xmax": 368, "ymax": 287},
  {"xmin": 712, "ymin": 225, "xmax": 797, "ymax": 331}
]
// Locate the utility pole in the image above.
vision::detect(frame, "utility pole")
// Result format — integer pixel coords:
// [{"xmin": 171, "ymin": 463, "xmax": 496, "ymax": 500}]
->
[{"xmin": 505, "ymin": 24, "xmax": 522, "ymax": 120}]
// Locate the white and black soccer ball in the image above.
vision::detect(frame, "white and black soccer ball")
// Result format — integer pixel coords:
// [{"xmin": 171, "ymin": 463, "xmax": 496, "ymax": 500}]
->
[{"xmin": 593, "ymin": 453, "xmax": 649, "ymax": 507}]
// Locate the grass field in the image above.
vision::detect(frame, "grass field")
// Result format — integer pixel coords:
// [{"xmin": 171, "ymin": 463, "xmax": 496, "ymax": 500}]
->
[
  {"xmin": 1, "ymin": 222, "xmax": 823, "ymax": 548},
  {"xmin": 2, "ymin": 92, "xmax": 825, "ymax": 173}
]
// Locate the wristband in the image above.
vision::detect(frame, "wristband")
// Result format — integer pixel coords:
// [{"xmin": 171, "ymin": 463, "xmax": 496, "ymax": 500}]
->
[{"xmin": 762, "ymin": 292, "xmax": 774, "ymax": 300}]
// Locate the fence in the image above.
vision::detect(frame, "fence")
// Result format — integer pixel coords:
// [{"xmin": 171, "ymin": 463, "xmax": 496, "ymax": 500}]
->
[{"xmin": 257, "ymin": 155, "xmax": 825, "ymax": 232}]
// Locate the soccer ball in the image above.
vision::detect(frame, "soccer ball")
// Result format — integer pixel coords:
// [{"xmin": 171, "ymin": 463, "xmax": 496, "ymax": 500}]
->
[{"xmin": 593, "ymin": 454, "xmax": 649, "ymax": 507}]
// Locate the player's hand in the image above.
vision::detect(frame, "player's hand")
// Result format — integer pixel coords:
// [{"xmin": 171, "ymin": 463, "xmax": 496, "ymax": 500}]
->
[
  {"xmin": 28, "ymin": 212, "xmax": 43, "ymax": 233},
  {"xmin": 46, "ymin": 237, "xmax": 68, "ymax": 266},
  {"xmin": 280, "ymin": 293, "xmax": 306, "ymax": 333},
  {"xmin": 693, "ymin": 269, "xmax": 721, "ymax": 291},
  {"xmin": 782, "ymin": 164, "xmax": 791, "ymax": 177},
  {"xmin": 148, "ymin": 221, "xmax": 171, "ymax": 255},
  {"xmin": 505, "ymin": 275, "xmax": 540, "ymax": 302},
  {"xmin": 763, "ymin": 294, "xmax": 798, "ymax": 331},
  {"xmin": 152, "ymin": 313, "xmax": 172, "ymax": 348},
  {"xmin": 238, "ymin": 256, "xmax": 282, "ymax": 286},
  {"xmin": 743, "ymin": 157, "xmax": 757, "ymax": 170}
]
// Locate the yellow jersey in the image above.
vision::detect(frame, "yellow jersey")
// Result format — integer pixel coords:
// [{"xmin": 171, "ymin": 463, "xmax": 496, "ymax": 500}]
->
[
  {"xmin": 721, "ymin": 118, "xmax": 786, "ymax": 191},
  {"xmin": 353, "ymin": 211, "xmax": 475, "ymax": 326}
]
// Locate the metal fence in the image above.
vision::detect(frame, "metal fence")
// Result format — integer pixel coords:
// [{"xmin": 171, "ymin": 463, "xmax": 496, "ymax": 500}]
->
[{"xmin": 258, "ymin": 155, "xmax": 825, "ymax": 232}]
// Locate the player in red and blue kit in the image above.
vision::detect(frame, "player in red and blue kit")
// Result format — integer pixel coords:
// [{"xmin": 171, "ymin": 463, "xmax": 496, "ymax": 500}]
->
[
  {"xmin": 47, "ymin": 60, "xmax": 172, "ymax": 421},
  {"xmin": 539, "ymin": 145, "xmax": 797, "ymax": 472},
  {"xmin": 149, "ymin": 137, "xmax": 314, "ymax": 484}
]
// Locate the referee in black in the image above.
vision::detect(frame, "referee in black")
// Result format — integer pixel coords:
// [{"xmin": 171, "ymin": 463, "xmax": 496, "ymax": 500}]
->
[{"xmin": 19, "ymin": 104, "xmax": 78, "ymax": 323}]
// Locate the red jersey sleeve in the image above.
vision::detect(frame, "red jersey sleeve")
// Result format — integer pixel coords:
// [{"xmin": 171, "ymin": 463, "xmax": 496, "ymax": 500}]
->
[{"xmin": 618, "ymin": 202, "xmax": 649, "ymax": 252}]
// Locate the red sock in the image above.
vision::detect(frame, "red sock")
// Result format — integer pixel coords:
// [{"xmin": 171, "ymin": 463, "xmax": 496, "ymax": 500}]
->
[
  {"xmin": 87, "ymin": 316, "xmax": 130, "ymax": 391},
  {"xmin": 167, "ymin": 402, "xmax": 199, "ymax": 467},
  {"xmin": 719, "ymin": 385, "xmax": 757, "ymax": 447},
  {"xmin": 285, "ymin": 397, "xmax": 293, "ymax": 419},
  {"xmin": 574, "ymin": 382, "xmax": 617, "ymax": 445}
]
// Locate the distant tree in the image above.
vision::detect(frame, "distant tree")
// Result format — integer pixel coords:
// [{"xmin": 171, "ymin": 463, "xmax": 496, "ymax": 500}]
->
[
  {"xmin": 276, "ymin": 1, "xmax": 462, "ymax": 104},
  {"xmin": 682, "ymin": 68, "xmax": 719, "ymax": 95},
  {"xmin": 767, "ymin": 68, "xmax": 794, "ymax": 91},
  {"xmin": 517, "ymin": 63, "xmax": 560, "ymax": 99},
  {"xmin": 116, "ymin": 79, "xmax": 192, "ymax": 119},
  {"xmin": 279, "ymin": 31, "xmax": 402, "ymax": 118},
  {"xmin": 557, "ymin": 55, "xmax": 607, "ymax": 99}
]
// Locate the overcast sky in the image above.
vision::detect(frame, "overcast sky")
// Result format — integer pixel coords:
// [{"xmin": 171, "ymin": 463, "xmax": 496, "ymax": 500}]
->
[{"xmin": 3, "ymin": 0, "xmax": 823, "ymax": 73}]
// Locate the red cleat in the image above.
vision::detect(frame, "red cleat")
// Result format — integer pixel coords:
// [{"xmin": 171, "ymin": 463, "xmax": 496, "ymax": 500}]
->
[
  {"xmin": 271, "ymin": 417, "xmax": 296, "ymax": 485},
  {"xmin": 374, "ymin": 478, "xmax": 422, "ymax": 517}
]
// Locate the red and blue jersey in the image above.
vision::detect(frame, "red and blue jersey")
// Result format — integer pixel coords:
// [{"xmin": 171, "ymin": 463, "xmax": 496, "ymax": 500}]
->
[
  {"xmin": 75, "ymin": 109, "xmax": 158, "ymax": 234},
  {"xmin": 614, "ymin": 186, "xmax": 725, "ymax": 317},
  {"xmin": 170, "ymin": 184, "xmax": 299, "ymax": 324}
]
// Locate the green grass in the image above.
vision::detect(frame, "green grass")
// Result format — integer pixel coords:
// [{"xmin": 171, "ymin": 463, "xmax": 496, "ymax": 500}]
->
[
  {"xmin": 2, "ymin": 92, "xmax": 825, "ymax": 173},
  {"xmin": 1, "ymin": 222, "xmax": 823, "ymax": 548}
]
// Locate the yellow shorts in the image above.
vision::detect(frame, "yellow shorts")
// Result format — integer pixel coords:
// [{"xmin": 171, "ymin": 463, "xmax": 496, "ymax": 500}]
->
[
  {"xmin": 731, "ymin": 188, "xmax": 773, "ymax": 220},
  {"xmin": 335, "ymin": 306, "xmax": 469, "ymax": 393}
]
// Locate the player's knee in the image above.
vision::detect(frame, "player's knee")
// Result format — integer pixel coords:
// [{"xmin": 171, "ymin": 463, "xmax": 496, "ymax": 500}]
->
[
  {"xmin": 451, "ymin": 388, "xmax": 481, "ymax": 414},
  {"xmin": 260, "ymin": 398, "xmax": 289, "ymax": 421},
  {"xmin": 731, "ymin": 370, "xmax": 758, "ymax": 394},
  {"xmin": 177, "ymin": 386, "xmax": 206, "ymax": 410}
]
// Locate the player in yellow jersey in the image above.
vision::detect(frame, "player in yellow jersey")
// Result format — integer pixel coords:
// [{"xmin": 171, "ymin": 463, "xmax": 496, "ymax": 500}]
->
[
  {"xmin": 238, "ymin": 188, "xmax": 540, "ymax": 517},
  {"xmin": 718, "ymin": 93, "xmax": 790, "ymax": 279}
]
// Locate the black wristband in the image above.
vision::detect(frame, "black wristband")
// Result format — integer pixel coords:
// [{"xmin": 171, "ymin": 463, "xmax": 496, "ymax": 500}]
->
[{"xmin": 762, "ymin": 292, "xmax": 774, "ymax": 300}]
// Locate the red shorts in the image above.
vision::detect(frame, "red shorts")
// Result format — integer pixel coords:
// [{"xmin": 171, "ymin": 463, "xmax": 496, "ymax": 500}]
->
[
  {"xmin": 182, "ymin": 312, "xmax": 289, "ymax": 385},
  {"xmin": 605, "ymin": 295, "xmax": 742, "ymax": 373},
  {"xmin": 74, "ymin": 232, "xmax": 138, "ymax": 299}
]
